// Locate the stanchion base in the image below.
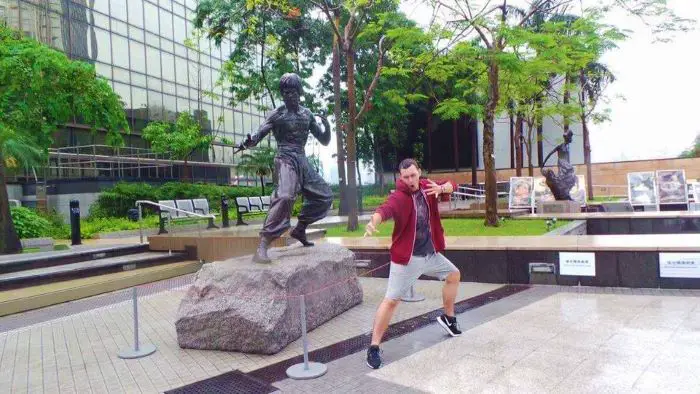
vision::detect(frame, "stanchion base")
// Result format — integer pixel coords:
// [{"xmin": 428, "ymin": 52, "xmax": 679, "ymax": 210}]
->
[
  {"xmin": 118, "ymin": 344, "xmax": 156, "ymax": 359},
  {"xmin": 401, "ymin": 294, "xmax": 426, "ymax": 302},
  {"xmin": 286, "ymin": 362, "xmax": 327, "ymax": 380}
]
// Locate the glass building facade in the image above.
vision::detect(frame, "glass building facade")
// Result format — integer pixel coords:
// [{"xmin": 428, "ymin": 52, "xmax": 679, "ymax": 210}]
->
[{"xmin": 0, "ymin": 0, "xmax": 271, "ymax": 183}]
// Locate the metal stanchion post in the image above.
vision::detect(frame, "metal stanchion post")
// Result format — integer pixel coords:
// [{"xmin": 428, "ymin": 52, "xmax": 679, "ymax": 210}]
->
[
  {"xmin": 138, "ymin": 203, "xmax": 143, "ymax": 244},
  {"xmin": 221, "ymin": 195, "xmax": 230, "ymax": 228},
  {"xmin": 401, "ymin": 285, "xmax": 425, "ymax": 302},
  {"xmin": 286, "ymin": 295, "xmax": 327, "ymax": 379},
  {"xmin": 118, "ymin": 287, "xmax": 156, "ymax": 359}
]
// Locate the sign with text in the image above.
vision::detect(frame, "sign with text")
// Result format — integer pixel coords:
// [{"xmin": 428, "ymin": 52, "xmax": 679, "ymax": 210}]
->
[
  {"xmin": 659, "ymin": 253, "xmax": 700, "ymax": 278},
  {"xmin": 559, "ymin": 252, "xmax": 596, "ymax": 276}
]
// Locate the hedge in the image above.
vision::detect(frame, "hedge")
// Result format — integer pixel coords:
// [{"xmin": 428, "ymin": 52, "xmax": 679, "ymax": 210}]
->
[{"xmin": 90, "ymin": 182, "xmax": 266, "ymax": 218}]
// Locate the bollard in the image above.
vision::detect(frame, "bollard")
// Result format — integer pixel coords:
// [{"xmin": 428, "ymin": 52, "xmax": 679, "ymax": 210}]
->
[
  {"xmin": 286, "ymin": 295, "xmax": 327, "ymax": 379},
  {"xmin": 221, "ymin": 195, "xmax": 230, "ymax": 228},
  {"xmin": 401, "ymin": 285, "xmax": 425, "ymax": 302},
  {"xmin": 69, "ymin": 200, "xmax": 81, "ymax": 246},
  {"xmin": 158, "ymin": 210, "xmax": 169, "ymax": 235},
  {"xmin": 118, "ymin": 287, "xmax": 156, "ymax": 359}
]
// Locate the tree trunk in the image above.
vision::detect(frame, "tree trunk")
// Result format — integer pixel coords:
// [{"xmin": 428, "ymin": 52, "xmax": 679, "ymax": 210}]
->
[
  {"xmin": 483, "ymin": 59, "xmax": 500, "ymax": 227},
  {"xmin": 356, "ymin": 158, "xmax": 363, "ymax": 213},
  {"xmin": 581, "ymin": 71, "xmax": 594, "ymax": 200},
  {"xmin": 509, "ymin": 110, "xmax": 515, "ymax": 169},
  {"xmin": 514, "ymin": 113, "xmax": 523, "ymax": 177},
  {"xmin": 332, "ymin": 12, "xmax": 348, "ymax": 216},
  {"xmin": 260, "ymin": 175, "xmax": 265, "ymax": 195},
  {"xmin": 0, "ymin": 156, "xmax": 22, "ymax": 254},
  {"xmin": 427, "ymin": 103, "xmax": 433, "ymax": 173},
  {"xmin": 452, "ymin": 119, "xmax": 459, "ymax": 171},
  {"xmin": 344, "ymin": 42, "xmax": 359, "ymax": 231},
  {"xmin": 527, "ymin": 128, "xmax": 534, "ymax": 177},
  {"xmin": 563, "ymin": 73, "xmax": 571, "ymax": 134},
  {"xmin": 471, "ymin": 119, "xmax": 477, "ymax": 186}
]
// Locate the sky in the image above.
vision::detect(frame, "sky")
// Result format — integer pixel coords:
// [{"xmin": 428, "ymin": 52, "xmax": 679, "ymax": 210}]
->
[{"xmin": 309, "ymin": 0, "xmax": 700, "ymax": 183}]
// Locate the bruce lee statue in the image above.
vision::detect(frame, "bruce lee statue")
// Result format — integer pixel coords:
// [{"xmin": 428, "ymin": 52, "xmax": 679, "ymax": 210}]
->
[{"xmin": 237, "ymin": 73, "xmax": 333, "ymax": 263}]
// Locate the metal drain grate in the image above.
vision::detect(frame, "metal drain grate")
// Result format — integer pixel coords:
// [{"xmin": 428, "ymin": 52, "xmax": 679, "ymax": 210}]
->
[{"xmin": 165, "ymin": 370, "xmax": 277, "ymax": 394}]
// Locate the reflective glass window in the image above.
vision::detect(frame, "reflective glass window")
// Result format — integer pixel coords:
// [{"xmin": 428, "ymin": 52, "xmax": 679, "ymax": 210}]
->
[
  {"xmin": 111, "ymin": 33, "xmax": 129, "ymax": 69},
  {"xmin": 173, "ymin": 15, "xmax": 185, "ymax": 44},
  {"xmin": 130, "ymin": 41, "xmax": 146, "ymax": 73},
  {"xmin": 146, "ymin": 46, "xmax": 161, "ymax": 77},
  {"xmin": 175, "ymin": 56, "xmax": 188, "ymax": 85},
  {"xmin": 163, "ymin": 94, "xmax": 177, "ymax": 121},
  {"xmin": 174, "ymin": 43, "xmax": 187, "ymax": 57},
  {"xmin": 110, "ymin": 0, "xmax": 127, "ymax": 21},
  {"xmin": 143, "ymin": 1, "xmax": 158, "ymax": 33},
  {"xmin": 91, "ymin": 26, "xmax": 111, "ymax": 63},
  {"xmin": 162, "ymin": 52, "xmax": 175, "ymax": 81},
  {"xmin": 159, "ymin": 0, "xmax": 172, "ymax": 11},
  {"xmin": 132, "ymin": 86, "xmax": 148, "ymax": 109},
  {"xmin": 129, "ymin": 25, "xmax": 144, "ymax": 41},
  {"xmin": 173, "ymin": 2, "xmax": 185, "ymax": 18},
  {"xmin": 159, "ymin": 8, "xmax": 172, "ymax": 39},
  {"xmin": 127, "ymin": 0, "xmax": 143, "ymax": 27},
  {"xmin": 95, "ymin": 62, "xmax": 112, "ymax": 80},
  {"xmin": 91, "ymin": 0, "xmax": 110, "ymax": 15},
  {"xmin": 48, "ymin": 0, "xmax": 63, "ymax": 14},
  {"xmin": 113, "ymin": 82, "xmax": 132, "ymax": 109},
  {"xmin": 92, "ymin": 12, "xmax": 109, "ymax": 29},
  {"xmin": 148, "ymin": 90, "xmax": 163, "ymax": 120},
  {"xmin": 147, "ymin": 76, "xmax": 161, "ymax": 91},
  {"xmin": 131, "ymin": 72, "xmax": 147, "ymax": 87},
  {"xmin": 176, "ymin": 84, "xmax": 189, "ymax": 99},
  {"xmin": 113, "ymin": 67, "xmax": 130, "ymax": 83},
  {"xmin": 225, "ymin": 109, "xmax": 234, "ymax": 133},
  {"xmin": 177, "ymin": 97, "xmax": 189, "ymax": 113},
  {"xmin": 111, "ymin": 19, "xmax": 128, "ymax": 36},
  {"xmin": 163, "ymin": 81, "xmax": 176, "ymax": 95},
  {"xmin": 145, "ymin": 31, "xmax": 158, "ymax": 47},
  {"xmin": 69, "ymin": 19, "xmax": 90, "ymax": 58}
]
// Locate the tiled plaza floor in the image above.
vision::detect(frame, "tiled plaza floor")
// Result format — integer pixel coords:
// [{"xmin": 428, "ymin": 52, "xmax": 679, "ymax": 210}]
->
[
  {"xmin": 277, "ymin": 286, "xmax": 700, "ymax": 393},
  {"xmin": 0, "ymin": 275, "xmax": 498, "ymax": 393}
]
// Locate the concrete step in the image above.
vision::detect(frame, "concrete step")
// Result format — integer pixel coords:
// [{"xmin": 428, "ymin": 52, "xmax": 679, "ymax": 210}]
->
[
  {"xmin": 0, "ymin": 244, "xmax": 150, "ymax": 274},
  {"xmin": 0, "ymin": 251, "xmax": 187, "ymax": 290},
  {"xmin": 0, "ymin": 260, "xmax": 202, "ymax": 317}
]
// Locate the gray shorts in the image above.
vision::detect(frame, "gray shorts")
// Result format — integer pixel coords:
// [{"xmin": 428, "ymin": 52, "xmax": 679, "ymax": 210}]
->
[{"xmin": 385, "ymin": 253, "xmax": 459, "ymax": 300}]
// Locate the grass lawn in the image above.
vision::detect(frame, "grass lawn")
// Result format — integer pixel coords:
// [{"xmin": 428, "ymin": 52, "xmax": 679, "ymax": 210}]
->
[
  {"xmin": 22, "ymin": 244, "xmax": 70, "ymax": 254},
  {"xmin": 324, "ymin": 218, "xmax": 570, "ymax": 237}
]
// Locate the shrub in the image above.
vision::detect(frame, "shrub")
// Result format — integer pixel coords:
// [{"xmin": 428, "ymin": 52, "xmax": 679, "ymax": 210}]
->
[
  {"xmin": 10, "ymin": 207, "xmax": 51, "ymax": 239},
  {"xmin": 90, "ymin": 181, "xmax": 266, "ymax": 218}
]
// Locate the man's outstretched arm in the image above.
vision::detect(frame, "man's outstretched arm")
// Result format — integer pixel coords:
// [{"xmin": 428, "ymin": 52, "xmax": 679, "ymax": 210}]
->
[{"xmin": 364, "ymin": 193, "xmax": 397, "ymax": 237}]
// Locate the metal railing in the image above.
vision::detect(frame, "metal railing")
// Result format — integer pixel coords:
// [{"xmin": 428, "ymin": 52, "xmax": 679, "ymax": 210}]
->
[{"xmin": 134, "ymin": 200, "xmax": 217, "ymax": 254}]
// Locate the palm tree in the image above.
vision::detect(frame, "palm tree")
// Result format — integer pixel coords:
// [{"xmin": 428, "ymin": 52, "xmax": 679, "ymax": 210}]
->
[
  {"xmin": 237, "ymin": 147, "xmax": 275, "ymax": 195},
  {"xmin": 579, "ymin": 62, "xmax": 615, "ymax": 200}
]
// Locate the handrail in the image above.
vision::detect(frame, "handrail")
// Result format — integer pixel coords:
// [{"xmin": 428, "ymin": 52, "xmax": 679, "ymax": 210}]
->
[
  {"xmin": 135, "ymin": 200, "xmax": 215, "ymax": 220},
  {"xmin": 135, "ymin": 200, "xmax": 216, "ymax": 244}
]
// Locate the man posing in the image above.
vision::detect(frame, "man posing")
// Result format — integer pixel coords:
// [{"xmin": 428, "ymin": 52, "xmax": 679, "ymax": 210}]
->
[{"xmin": 363, "ymin": 158, "xmax": 462, "ymax": 369}]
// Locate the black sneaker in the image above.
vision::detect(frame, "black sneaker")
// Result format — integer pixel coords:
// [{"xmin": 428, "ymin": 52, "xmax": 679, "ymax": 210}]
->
[
  {"xmin": 437, "ymin": 314, "xmax": 462, "ymax": 337},
  {"xmin": 366, "ymin": 345, "xmax": 382, "ymax": 369}
]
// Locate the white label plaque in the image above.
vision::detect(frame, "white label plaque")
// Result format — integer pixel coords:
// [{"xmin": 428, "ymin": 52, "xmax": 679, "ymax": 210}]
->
[
  {"xmin": 559, "ymin": 252, "xmax": 596, "ymax": 276},
  {"xmin": 659, "ymin": 253, "xmax": 700, "ymax": 278}
]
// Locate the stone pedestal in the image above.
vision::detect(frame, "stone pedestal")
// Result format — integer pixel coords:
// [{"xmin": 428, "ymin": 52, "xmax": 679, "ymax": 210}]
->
[
  {"xmin": 175, "ymin": 243, "xmax": 363, "ymax": 354},
  {"xmin": 538, "ymin": 200, "xmax": 581, "ymax": 214}
]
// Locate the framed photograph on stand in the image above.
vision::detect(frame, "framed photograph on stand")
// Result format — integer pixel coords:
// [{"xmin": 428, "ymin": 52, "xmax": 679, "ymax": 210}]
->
[
  {"xmin": 656, "ymin": 169, "xmax": 688, "ymax": 209},
  {"xmin": 509, "ymin": 177, "xmax": 535, "ymax": 212},
  {"xmin": 627, "ymin": 171, "xmax": 658, "ymax": 209}
]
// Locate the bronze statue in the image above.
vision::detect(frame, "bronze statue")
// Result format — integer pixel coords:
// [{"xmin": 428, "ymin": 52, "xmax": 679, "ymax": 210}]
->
[
  {"xmin": 540, "ymin": 130, "xmax": 577, "ymax": 200},
  {"xmin": 238, "ymin": 73, "xmax": 333, "ymax": 263}
]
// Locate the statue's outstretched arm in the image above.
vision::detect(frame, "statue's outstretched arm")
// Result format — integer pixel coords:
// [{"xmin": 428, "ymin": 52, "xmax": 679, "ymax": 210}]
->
[
  {"xmin": 310, "ymin": 113, "xmax": 331, "ymax": 146},
  {"xmin": 541, "ymin": 145, "xmax": 559, "ymax": 168},
  {"xmin": 240, "ymin": 108, "xmax": 280, "ymax": 149}
]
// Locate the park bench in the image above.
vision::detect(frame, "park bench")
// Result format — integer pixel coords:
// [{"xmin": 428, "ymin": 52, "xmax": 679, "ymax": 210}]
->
[
  {"xmin": 158, "ymin": 198, "xmax": 218, "ymax": 229},
  {"xmin": 235, "ymin": 196, "xmax": 271, "ymax": 225}
]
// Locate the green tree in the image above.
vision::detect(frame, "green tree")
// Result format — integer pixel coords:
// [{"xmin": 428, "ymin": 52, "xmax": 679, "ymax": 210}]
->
[
  {"xmin": 577, "ymin": 62, "xmax": 617, "ymax": 199},
  {"xmin": 142, "ymin": 112, "xmax": 213, "ymax": 182},
  {"xmin": 0, "ymin": 25, "xmax": 128, "ymax": 254},
  {"xmin": 238, "ymin": 146, "xmax": 276, "ymax": 195},
  {"xmin": 194, "ymin": 0, "xmax": 331, "ymax": 111},
  {"xmin": 679, "ymin": 134, "xmax": 700, "ymax": 159}
]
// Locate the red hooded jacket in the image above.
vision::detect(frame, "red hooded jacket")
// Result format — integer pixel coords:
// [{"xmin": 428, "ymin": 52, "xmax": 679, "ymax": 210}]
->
[{"xmin": 375, "ymin": 178, "xmax": 456, "ymax": 265}]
